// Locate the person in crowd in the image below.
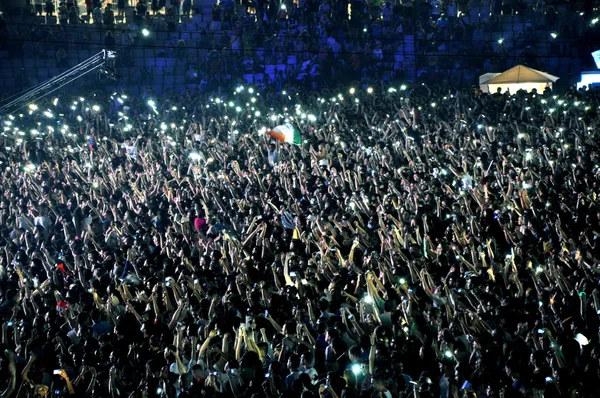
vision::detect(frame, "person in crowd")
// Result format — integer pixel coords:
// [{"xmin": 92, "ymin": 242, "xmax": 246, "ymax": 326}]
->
[
  {"xmin": 68, "ymin": 5, "xmax": 79, "ymax": 24},
  {"xmin": 0, "ymin": 82, "xmax": 599, "ymax": 398},
  {"xmin": 92, "ymin": 3, "xmax": 103, "ymax": 28},
  {"xmin": 136, "ymin": 0, "xmax": 148, "ymax": 18},
  {"xmin": 84, "ymin": 0, "xmax": 93, "ymax": 17},
  {"xmin": 181, "ymin": 0, "xmax": 191, "ymax": 17},
  {"xmin": 34, "ymin": 0, "xmax": 44, "ymax": 16},
  {"xmin": 211, "ymin": 1, "xmax": 221, "ymax": 31},
  {"xmin": 118, "ymin": 0, "xmax": 127, "ymax": 18},
  {"xmin": 44, "ymin": 0, "xmax": 55, "ymax": 16},
  {"xmin": 55, "ymin": 46, "xmax": 67, "ymax": 67},
  {"xmin": 105, "ymin": 30, "xmax": 116, "ymax": 47},
  {"xmin": 103, "ymin": 3, "xmax": 115, "ymax": 28},
  {"xmin": 58, "ymin": 2, "xmax": 68, "ymax": 25}
]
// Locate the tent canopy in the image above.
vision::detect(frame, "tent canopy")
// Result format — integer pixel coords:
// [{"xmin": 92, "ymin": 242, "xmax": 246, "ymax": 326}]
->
[
  {"xmin": 479, "ymin": 73, "xmax": 500, "ymax": 85},
  {"xmin": 485, "ymin": 65, "xmax": 559, "ymax": 84}
]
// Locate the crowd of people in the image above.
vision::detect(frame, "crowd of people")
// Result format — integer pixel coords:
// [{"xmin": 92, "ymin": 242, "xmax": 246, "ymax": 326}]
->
[
  {"xmin": 0, "ymin": 80, "xmax": 599, "ymax": 398},
  {"xmin": 0, "ymin": 0, "xmax": 597, "ymax": 92}
]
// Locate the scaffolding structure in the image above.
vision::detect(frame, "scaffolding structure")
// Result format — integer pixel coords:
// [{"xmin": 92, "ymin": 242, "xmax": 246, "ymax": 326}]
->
[{"xmin": 0, "ymin": 49, "xmax": 117, "ymax": 118}]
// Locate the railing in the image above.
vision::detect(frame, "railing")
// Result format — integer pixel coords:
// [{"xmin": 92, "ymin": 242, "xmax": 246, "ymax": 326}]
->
[{"xmin": 0, "ymin": 3, "xmax": 595, "ymax": 97}]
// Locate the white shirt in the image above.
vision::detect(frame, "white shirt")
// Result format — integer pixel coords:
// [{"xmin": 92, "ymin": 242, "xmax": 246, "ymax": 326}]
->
[
  {"xmin": 267, "ymin": 149, "xmax": 279, "ymax": 166},
  {"xmin": 34, "ymin": 216, "xmax": 50, "ymax": 230},
  {"xmin": 17, "ymin": 217, "xmax": 33, "ymax": 232},
  {"xmin": 122, "ymin": 142, "xmax": 138, "ymax": 159},
  {"xmin": 67, "ymin": 329, "xmax": 81, "ymax": 345},
  {"xmin": 462, "ymin": 173, "xmax": 472, "ymax": 190},
  {"xmin": 169, "ymin": 359, "xmax": 197, "ymax": 375},
  {"xmin": 304, "ymin": 368, "xmax": 319, "ymax": 385},
  {"xmin": 82, "ymin": 216, "xmax": 93, "ymax": 228}
]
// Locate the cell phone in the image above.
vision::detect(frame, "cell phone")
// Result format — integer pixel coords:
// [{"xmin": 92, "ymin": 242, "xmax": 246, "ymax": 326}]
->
[
  {"xmin": 7, "ymin": 322, "xmax": 12, "ymax": 327},
  {"xmin": 545, "ymin": 377, "xmax": 553, "ymax": 383},
  {"xmin": 53, "ymin": 369, "xmax": 62, "ymax": 375},
  {"xmin": 537, "ymin": 329, "xmax": 544, "ymax": 334},
  {"xmin": 347, "ymin": 314, "xmax": 353, "ymax": 320},
  {"xmin": 264, "ymin": 310, "xmax": 269, "ymax": 317},
  {"xmin": 289, "ymin": 272, "xmax": 297, "ymax": 278},
  {"xmin": 265, "ymin": 373, "xmax": 270, "ymax": 378},
  {"xmin": 57, "ymin": 252, "xmax": 63, "ymax": 260}
]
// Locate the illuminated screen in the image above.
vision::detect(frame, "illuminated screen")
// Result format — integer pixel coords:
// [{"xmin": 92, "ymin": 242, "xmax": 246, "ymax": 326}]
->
[{"xmin": 592, "ymin": 49, "xmax": 600, "ymax": 69}]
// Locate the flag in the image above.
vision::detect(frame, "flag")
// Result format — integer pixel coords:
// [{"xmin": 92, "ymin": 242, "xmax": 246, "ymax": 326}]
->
[
  {"xmin": 281, "ymin": 211, "xmax": 296, "ymax": 230},
  {"xmin": 267, "ymin": 124, "xmax": 302, "ymax": 145}
]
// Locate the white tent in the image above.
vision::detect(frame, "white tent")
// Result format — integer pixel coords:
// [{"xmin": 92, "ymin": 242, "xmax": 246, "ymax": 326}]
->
[
  {"xmin": 480, "ymin": 65, "xmax": 559, "ymax": 94},
  {"xmin": 479, "ymin": 73, "xmax": 500, "ymax": 93}
]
